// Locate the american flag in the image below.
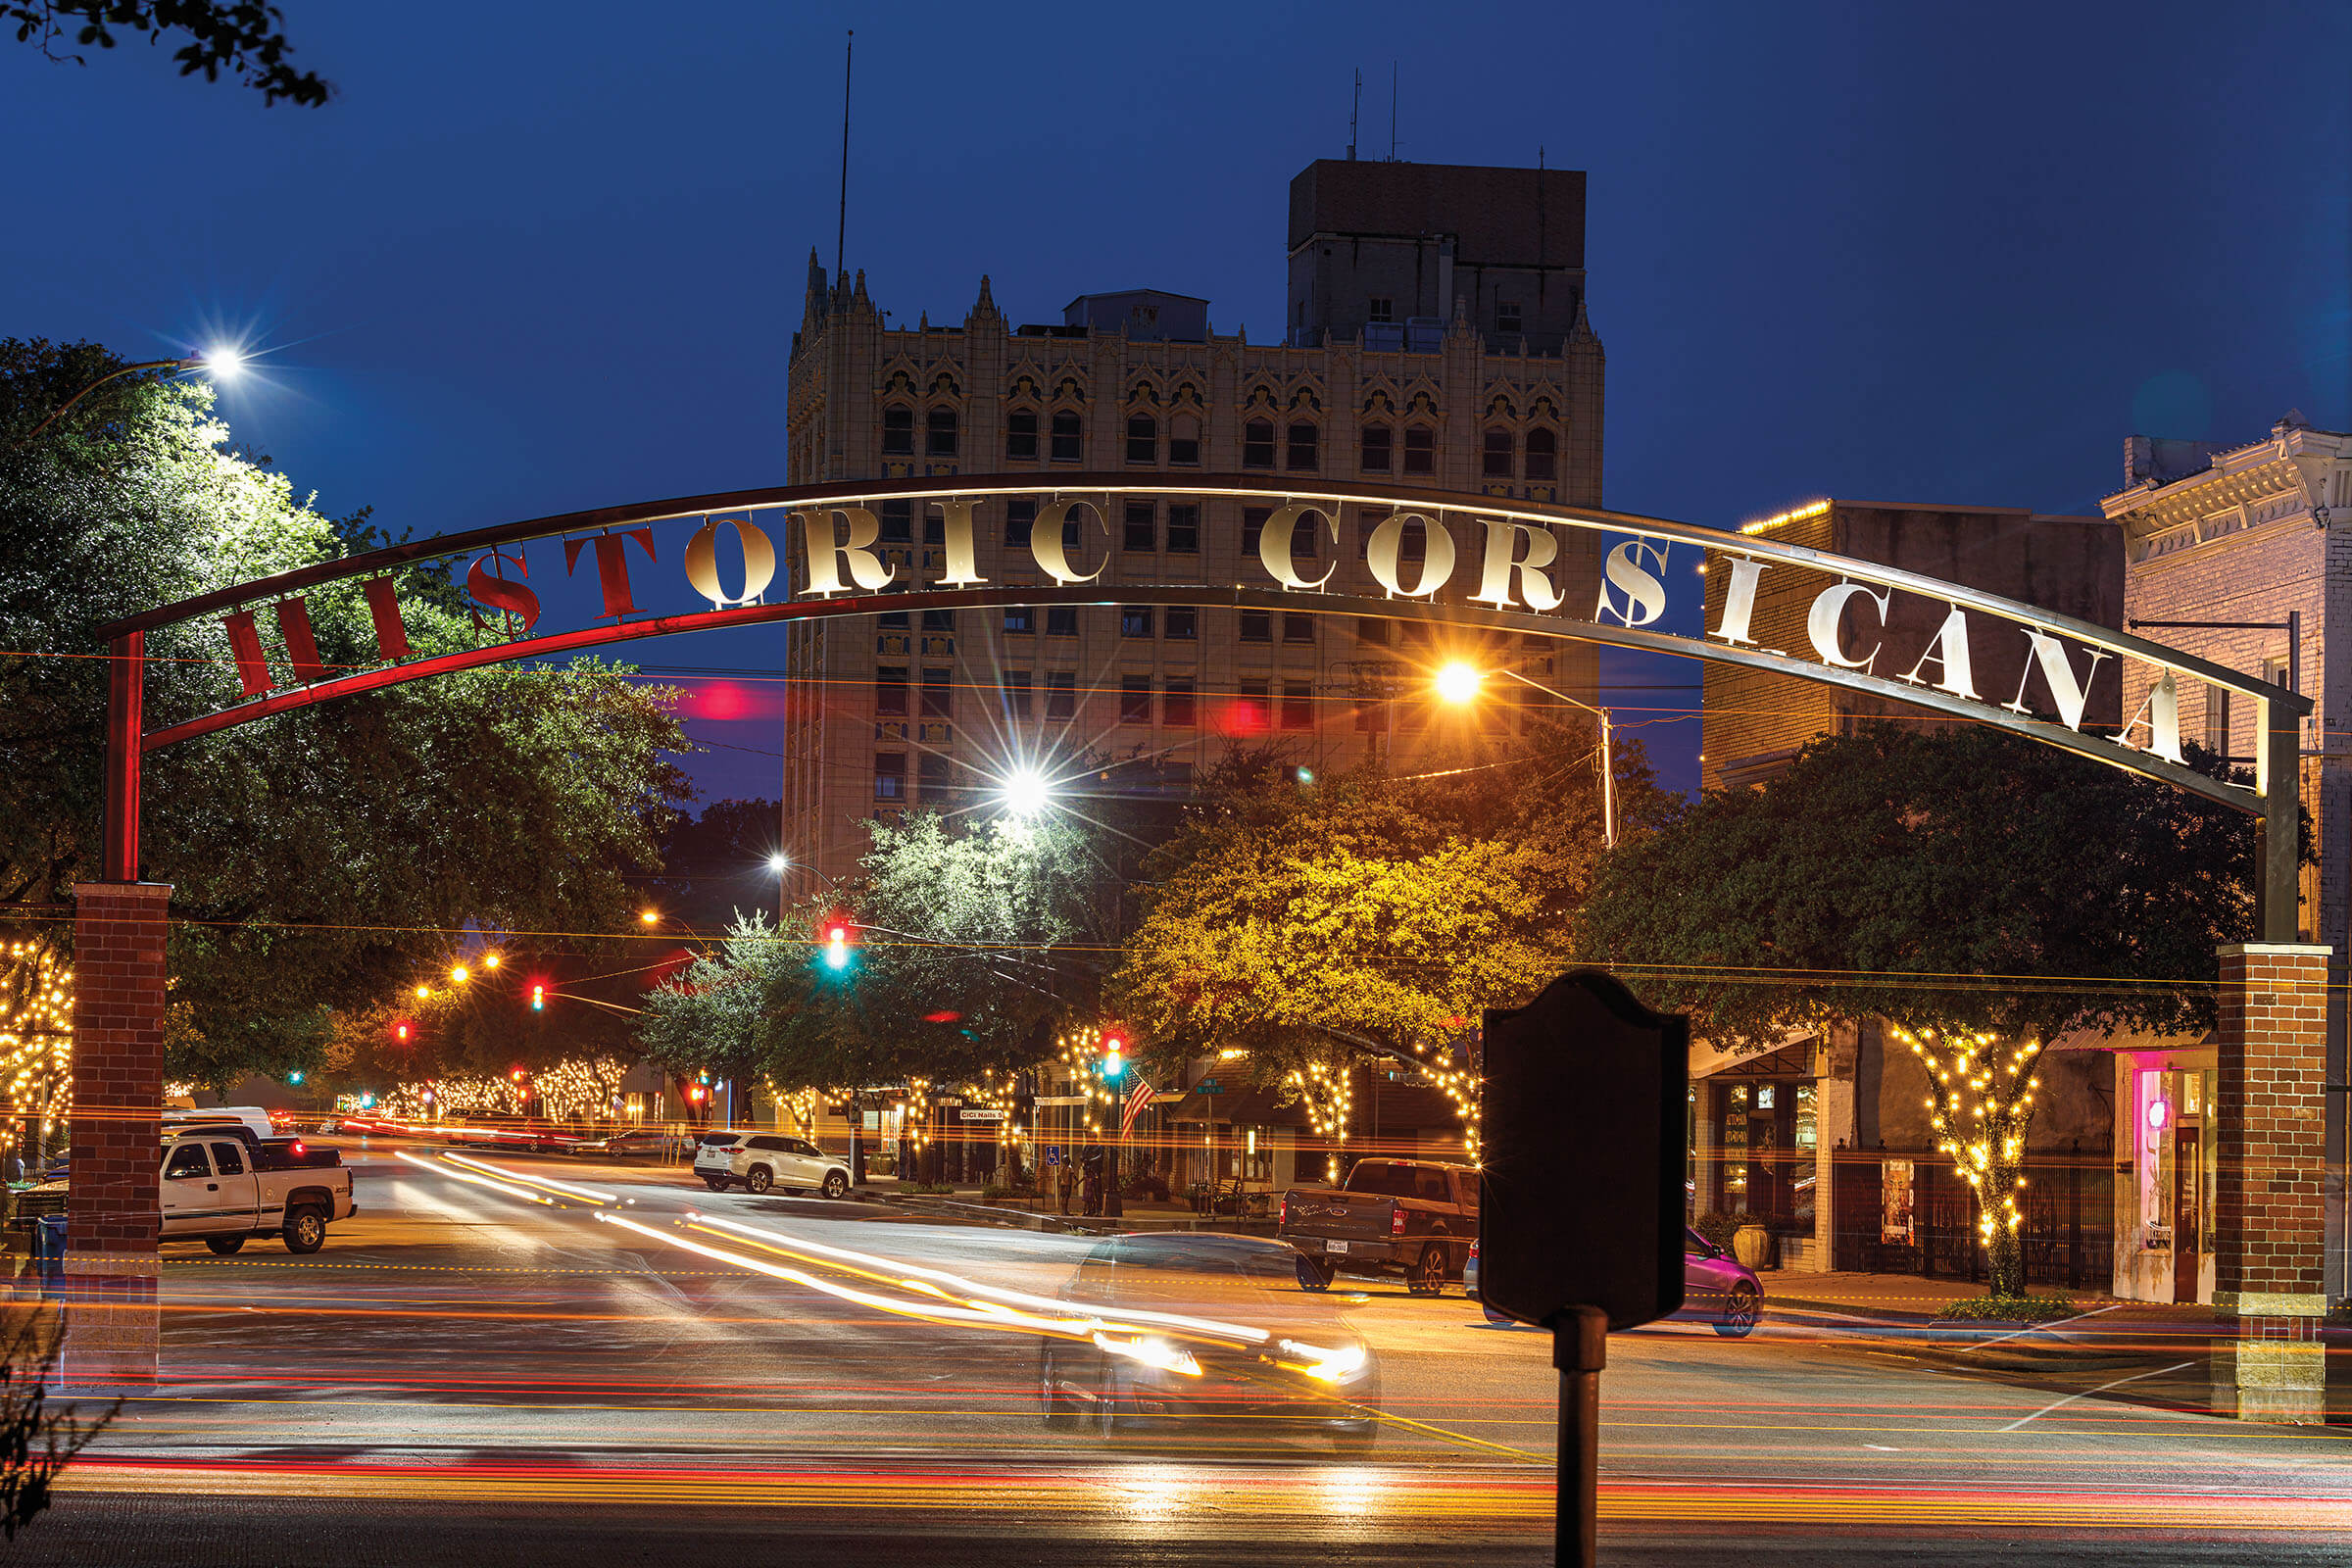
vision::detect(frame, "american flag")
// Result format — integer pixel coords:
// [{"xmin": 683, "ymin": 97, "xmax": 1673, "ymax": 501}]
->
[{"xmin": 1120, "ymin": 1078, "xmax": 1155, "ymax": 1137}]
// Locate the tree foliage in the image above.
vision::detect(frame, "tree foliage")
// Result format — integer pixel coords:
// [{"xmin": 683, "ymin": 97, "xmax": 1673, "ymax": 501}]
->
[
  {"xmin": 1, "ymin": 340, "xmax": 692, "ymax": 1087},
  {"xmin": 1111, "ymin": 730, "xmax": 1671, "ymax": 1087},
  {"xmin": 7, "ymin": 1, "xmax": 329, "ymax": 104},
  {"xmin": 1575, "ymin": 723, "xmax": 2262, "ymax": 1051},
  {"xmin": 0, "ymin": 1308, "xmax": 115, "ymax": 1542}
]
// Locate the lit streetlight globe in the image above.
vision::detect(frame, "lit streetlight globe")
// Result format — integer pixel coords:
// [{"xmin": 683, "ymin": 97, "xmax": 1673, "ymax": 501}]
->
[
  {"xmin": 1435, "ymin": 662, "xmax": 1484, "ymax": 705},
  {"xmin": 200, "ymin": 346, "xmax": 243, "ymax": 380},
  {"xmin": 767, "ymin": 853, "xmax": 788, "ymax": 873},
  {"xmin": 1002, "ymin": 769, "xmax": 1052, "ymax": 817}
]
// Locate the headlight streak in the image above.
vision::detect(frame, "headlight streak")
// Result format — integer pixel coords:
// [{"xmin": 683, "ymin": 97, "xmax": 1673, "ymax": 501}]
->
[
  {"xmin": 1277, "ymin": 1339, "xmax": 1368, "ymax": 1382},
  {"xmin": 394, "ymin": 1149, "xmax": 554, "ymax": 1205},
  {"xmin": 608, "ymin": 1212, "xmax": 1359, "ymax": 1387},
  {"xmin": 440, "ymin": 1151, "xmax": 619, "ymax": 1204}
]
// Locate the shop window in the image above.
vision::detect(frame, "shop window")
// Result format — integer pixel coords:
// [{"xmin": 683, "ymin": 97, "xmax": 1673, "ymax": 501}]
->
[
  {"xmin": 1243, "ymin": 418, "xmax": 1276, "ymax": 468},
  {"xmin": 1050, "ymin": 411, "xmax": 1083, "ymax": 462},
  {"xmin": 873, "ymin": 753, "xmax": 906, "ymax": 801},
  {"xmin": 1403, "ymin": 425, "xmax": 1436, "ymax": 475},
  {"xmin": 1045, "ymin": 671, "xmax": 1077, "ymax": 719},
  {"xmin": 1165, "ymin": 504, "xmax": 1200, "ymax": 554},
  {"xmin": 882, "ymin": 405, "xmax": 913, "ymax": 456},
  {"xmin": 1286, "ymin": 421, "xmax": 1320, "ymax": 472},
  {"xmin": 1526, "ymin": 426, "xmax": 1557, "ymax": 482},
  {"xmin": 1125, "ymin": 414, "xmax": 1156, "ymax": 465},
  {"xmin": 1120, "ymin": 677, "xmax": 1152, "ymax": 725},
  {"xmin": 1006, "ymin": 410, "xmax": 1039, "ymax": 461},
  {"xmin": 926, "ymin": 407, "xmax": 959, "ymax": 458},
  {"xmin": 1360, "ymin": 423, "xmax": 1392, "ymax": 472}
]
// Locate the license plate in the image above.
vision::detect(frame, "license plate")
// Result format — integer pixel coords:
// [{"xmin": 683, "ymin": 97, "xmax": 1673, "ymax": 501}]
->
[{"xmin": 1326, "ymin": 1240, "xmax": 1349, "ymax": 1255}]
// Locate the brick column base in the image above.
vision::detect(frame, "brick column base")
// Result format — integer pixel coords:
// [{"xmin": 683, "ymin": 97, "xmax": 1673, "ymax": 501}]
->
[
  {"xmin": 67, "ymin": 881, "xmax": 171, "ymax": 1387},
  {"xmin": 2211, "ymin": 943, "xmax": 2330, "ymax": 1424}
]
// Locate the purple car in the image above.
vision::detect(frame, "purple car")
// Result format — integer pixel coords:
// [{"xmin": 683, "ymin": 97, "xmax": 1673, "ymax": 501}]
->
[{"xmin": 1463, "ymin": 1225, "xmax": 1763, "ymax": 1337}]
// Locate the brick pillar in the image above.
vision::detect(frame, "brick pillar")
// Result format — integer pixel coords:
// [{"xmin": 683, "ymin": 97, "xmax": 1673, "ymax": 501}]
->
[
  {"xmin": 2211, "ymin": 942, "xmax": 2331, "ymax": 1423},
  {"xmin": 65, "ymin": 880, "xmax": 170, "ymax": 1388}
]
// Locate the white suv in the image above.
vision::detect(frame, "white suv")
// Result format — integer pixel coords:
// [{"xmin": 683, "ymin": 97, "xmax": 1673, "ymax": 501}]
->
[{"xmin": 694, "ymin": 1132, "xmax": 853, "ymax": 1198}]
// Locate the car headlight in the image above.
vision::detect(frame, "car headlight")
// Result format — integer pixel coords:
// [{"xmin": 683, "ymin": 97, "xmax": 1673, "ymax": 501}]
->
[
  {"xmin": 1094, "ymin": 1331, "xmax": 1202, "ymax": 1377},
  {"xmin": 1277, "ymin": 1339, "xmax": 1368, "ymax": 1383}
]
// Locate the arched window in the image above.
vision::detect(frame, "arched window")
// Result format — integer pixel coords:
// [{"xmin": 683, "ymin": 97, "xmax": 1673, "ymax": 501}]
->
[
  {"xmin": 926, "ymin": 408, "xmax": 959, "ymax": 459},
  {"xmin": 1359, "ymin": 423, "xmax": 1392, "ymax": 473},
  {"xmin": 1525, "ymin": 427, "xmax": 1557, "ymax": 482},
  {"xmin": 1403, "ymin": 425, "xmax": 1436, "ymax": 475},
  {"xmin": 1126, "ymin": 414, "xmax": 1156, "ymax": 465},
  {"xmin": 1286, "ymin": 421, "xmax": 1320, "ymax": 472},
  {"xmin": 1243, "ymin": 418, "xmax": 1276, "ymax": 468},
  {"xmin": 1483, "ymin": 427, "xmax": 1515, "ymax": 479},
  {"xmin": 1005, "ymin": 409, "xmax": 1039, "ymax": 461},
  {"xmin": 1168, "ymin": 415, "xmax": 1200, "ymax": 466},
  {"xmin": 1050, "ymin": 410, "xmax": 1082, "ymax": 462},
  {"xmin": 882, "ymin": 405, "xmax": 914, "ymax": 457}
]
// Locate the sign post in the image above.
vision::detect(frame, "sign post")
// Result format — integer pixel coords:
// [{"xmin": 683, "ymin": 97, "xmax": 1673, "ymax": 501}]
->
[{"xmin": 1482, "ymin": 970, "xmax": 1690, "ymax": 1568}]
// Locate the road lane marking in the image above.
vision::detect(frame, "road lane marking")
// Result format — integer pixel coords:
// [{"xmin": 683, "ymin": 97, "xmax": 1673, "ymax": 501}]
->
[
  {"xmin": 1962, "ymin": 1302, "xmax": 2125, "ymax": 1351},
  {"xmin": 1995, "ymin": 1361, "xmax": 2196, "ymax": 1433}
]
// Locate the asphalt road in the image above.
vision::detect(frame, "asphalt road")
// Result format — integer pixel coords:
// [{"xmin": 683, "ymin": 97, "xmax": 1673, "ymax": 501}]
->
[{"xmin": 24, "ymin": 1136, "xmax": 2352, "ymax": 1566}]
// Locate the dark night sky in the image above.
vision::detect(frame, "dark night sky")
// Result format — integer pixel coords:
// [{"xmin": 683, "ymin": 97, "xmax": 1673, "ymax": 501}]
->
[{"xmin": 10, "ymin": 1, "xmax": 2346, "ymax": 802}]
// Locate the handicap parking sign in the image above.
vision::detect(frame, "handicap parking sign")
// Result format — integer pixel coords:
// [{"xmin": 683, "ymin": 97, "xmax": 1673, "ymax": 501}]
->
[{"xmin": 1044, "ymin": 1145, "xmax": 1062, "ymax": 1167}]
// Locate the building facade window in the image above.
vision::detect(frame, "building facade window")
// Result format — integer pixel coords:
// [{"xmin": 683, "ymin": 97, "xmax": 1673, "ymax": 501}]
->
[
  {"xmin": 1163, "ymin": 606, "xmax": 1198, "ymax": 640},
  {"xmin": 1243, "ymin": 418, "xmax": 1276, "ymax": 468},
  {"xmin": 1045, "ymin": 671, "xmax": 1077, "ymax": 720},
  {"xmin": 1240, "ymin": 608, "xmax": 1272, "ymax": 642},
  {"xmin": 1165, "ymin": 504, "xmax": 1200, "ymax": 553},
  {"xmin": 1168, "ymin": 416, "xmax": 1200, "ymax": 466},
  {"xmin": 874, "ymin": 665, "xmax": 909, "ymax": 717},
  {"xmin": 1355, "ymin": 616, "xmax": 1390, "ymax": 646},
  {"xmin": 1000, "ymin": 672, "xmax": 1033, "ymax": 720},
  {"xmin": 1125, "ymin": 414, "xmax": 1156, "ymax": 464},
  {"xmin": 1162, "ymin": 677, "xmax": 1196, "ymax": 727},
  {"xmin": 1006, "ymin": 410, "xmax": 1039, "ymax": 461},
  {"xmin": 2206, "ymin": 691, "xmax": 2230, "ymax": 758},
  {"xmin": 873, "ymin": 753, "xmax": 906, "ymax": 801},
  {"xmin": 882, "ymin": 406, "xmax": 914, "ymax": 456},
  {"xmin": 1120, "ymin": 606, "xmax": 1154, "ymax": 638},
  {"xmin": 1046, "ymin": 606, "xmax": 1078, "ymax": 637},
  {"xmin": 920, "ymin": 667, "xmax": 952, "ymax": 719},
  {"xmin": 1003, "ymin": 606, "xmax": 1034, "ymax": 634},
  {"xmin": 1286, "ymin": 421, "xmax": 1320, "ymax": 472},
  {"xmin": 1360, "ymin": 423, "xmax": 1392, "ymax": 472},
  {"xmin": 1050, "ymin": 411, "xmax": 1083, "ymax": 462},
  {"xmin": 1283, "ymin": 613, "xmax": 1314, "ymax": 644},
  {"xmin": 926, "ymin": 408, "xmax": 959, "ymax": 458},
  {"xmin": 1236, "ymin": 681, "xmax": 1270, "ymax": 730},
  {"xmin": 1496, "ymin": 301, "xmax": 1522, "ymax": 333},
  {"xmin": 1124, "ymin": 502, "xmax": 1156, "ymax": 552},
  {"xmin": 1403, "ymin": 425, "xmax": 1436, "ymax": 475},
  {"xmin": 1242, "ymin": 507, "xmax": 1270, "ymax": 556},
  {"xmin": 1354, "ymin": 696, "xmax": 1387, "ymax": 732},
  {"xmin": 1484, "ymin": 428, "xmax": 1515, "ymax": 479},
  {"xmin": 1281, "ymin": 681, "xmax": 1314, "ymax": 730},
  {"xmin": 917, "ymin": 753, "xmax": 952, "ymax": 798},
  {"xmin": 1120, "ymin": 676, "xmax": 1152, "ymax": 725},
  {"xmin": 1368, "ymin": 296, "xmax": 1395, "ymax": 323},
  {"xmin": 880, "ymin": 499, "xmax": 913, "ymax": 542},
  {"xmin": 1004, "ymin": 498, "xmax": 1035, "ymax": 548},
  {"xmin": 1525, "ymin": 426, "xmax": 1557, "ymax": 482},
  {"xmin": 921, "ymin": 608, "xmax": 954, "ymax": 633}
]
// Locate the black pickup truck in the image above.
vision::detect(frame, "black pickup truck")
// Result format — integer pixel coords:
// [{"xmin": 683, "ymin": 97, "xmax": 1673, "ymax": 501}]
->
[{"xmin": 1277, "ymin": 1157, "xmax": 1479, "ymax": 1296}]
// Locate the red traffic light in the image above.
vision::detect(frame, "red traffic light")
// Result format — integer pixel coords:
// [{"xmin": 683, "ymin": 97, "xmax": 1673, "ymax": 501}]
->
[
  {"xmin": 828, "ymin": 924, "xmax": 849, "ymax": 944},
  {"xmin": 530, "ymin": 982, "xmax": 546, "ymax": 1011},
  {"xmin": 394, "ymin": 1021, "xmax": 410, "ymax": 1043},
  {"xmin": 511, "ymin": 1067, "xmax": 526, "ymax": 1081},
  {"xmin": 1103, "ymin": 1034, "xmax": 1125, "ymax": 1054}
]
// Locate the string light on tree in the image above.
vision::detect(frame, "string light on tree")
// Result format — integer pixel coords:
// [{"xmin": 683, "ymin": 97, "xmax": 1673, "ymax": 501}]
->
[
  {"xmin": 1900, "ymin": 1022, "xmax": 2042, "ymax": 1298},
  {"xmin": 0, "ymin": 939, "xmax": 74, "ymax": 1161}
]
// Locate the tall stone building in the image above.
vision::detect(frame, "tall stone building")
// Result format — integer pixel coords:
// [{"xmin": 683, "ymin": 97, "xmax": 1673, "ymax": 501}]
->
[{"xmin": 780, "ymin": 159, "xmax": 1607, "ymax": 884}]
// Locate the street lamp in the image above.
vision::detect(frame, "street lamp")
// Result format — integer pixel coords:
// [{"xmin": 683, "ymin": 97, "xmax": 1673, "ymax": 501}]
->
[
  {"xmin": 1435, "ymin": 660, "xmax": 1617, "ymax": 849},
  {"xmin": 1001, "ymin": 768, "xmax": 1053, "ymax": 818},
  {"xmin": 449, "ymin": 964, "xmax": 469, "ymax": 985},
  {"xmin": 638, "ymin": 909, "xmax": 660, "ymax": 927},
  {"xmin": 13, "ymin": 347, "xmax": 244, "ymax": 450}
]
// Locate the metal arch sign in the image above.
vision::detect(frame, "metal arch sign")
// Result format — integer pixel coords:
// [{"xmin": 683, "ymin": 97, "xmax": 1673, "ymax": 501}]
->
[{"xmin": 92, "ymin": 472, "xmax": 2309, "ymax": 931}]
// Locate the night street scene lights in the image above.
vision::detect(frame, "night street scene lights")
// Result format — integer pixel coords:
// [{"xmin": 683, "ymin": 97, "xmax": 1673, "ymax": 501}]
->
[
  {"xmin": 1000, "ymin": 767, "xmax": 1054, "ymax": 818},
  {"xmin": 12, "ymin": 344, "xmax": 246, "ymax": 450},
  {"xmin": 1434, "ymin": 659, "xmax": 1617, "ymax": 848}
]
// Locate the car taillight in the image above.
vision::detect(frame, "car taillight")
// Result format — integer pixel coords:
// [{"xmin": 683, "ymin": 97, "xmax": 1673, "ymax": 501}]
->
[
  {"xmin": 1391, "ymin": 1205, "xmax": 1406, "ymax": 1236},
  {"xmin": 1279, "ymin": 1196, "xmax": 1289, "ymax": 1228}
]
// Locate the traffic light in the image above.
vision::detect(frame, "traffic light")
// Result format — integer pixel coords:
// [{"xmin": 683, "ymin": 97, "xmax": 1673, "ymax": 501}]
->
[
  {"xmin": 826, "ymin": 920, "xmax": 851, "ymax": 970},
  {"xmin": 530, "ymin": 983, "xmax": 545, "ymax": 1011},
  {"xmin": 394, "ymin": 1021, "xmax": 411, "ymax": 1043},
  {"xmin": 1102, "ymin": 1035, "xmax": 1125, "ymax": 1080}
]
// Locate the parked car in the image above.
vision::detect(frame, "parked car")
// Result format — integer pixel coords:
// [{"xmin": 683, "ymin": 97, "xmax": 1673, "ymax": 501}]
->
[
  {"xmin": 161, "ymin": 1131, "xmax": 356, "ymax": 1254},
  {"xmin": 163, "ymin": 1106, "xmax": 275, "ymax": 1141},
  {"xmin": 1038, "ymin": 1232, "xmax": 1381, "ymax": 1452},
  {"xmin": 1276, "ymin": 1157, "xmax": 1478, "ymax": 1295},
  {"xmin": 1463, "ymin": 1227, "xmax": 1764, "ymax": 1338},
  {"xmin": 694, "ymin": 1131, "xmax": 852, "ymax": 1197}
]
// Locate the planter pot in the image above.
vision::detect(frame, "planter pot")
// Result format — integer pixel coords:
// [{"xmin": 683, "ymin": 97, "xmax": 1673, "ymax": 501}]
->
[{"xmin": 1732, "ymin": 1223, "xmax": 1776, "ymax": 1270}]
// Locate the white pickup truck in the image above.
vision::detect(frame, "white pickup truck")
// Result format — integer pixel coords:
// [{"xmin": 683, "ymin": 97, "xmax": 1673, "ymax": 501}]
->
[{"xmin": 161, "ymin": 1130, "xmax": 357, "ymax": 1254}]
